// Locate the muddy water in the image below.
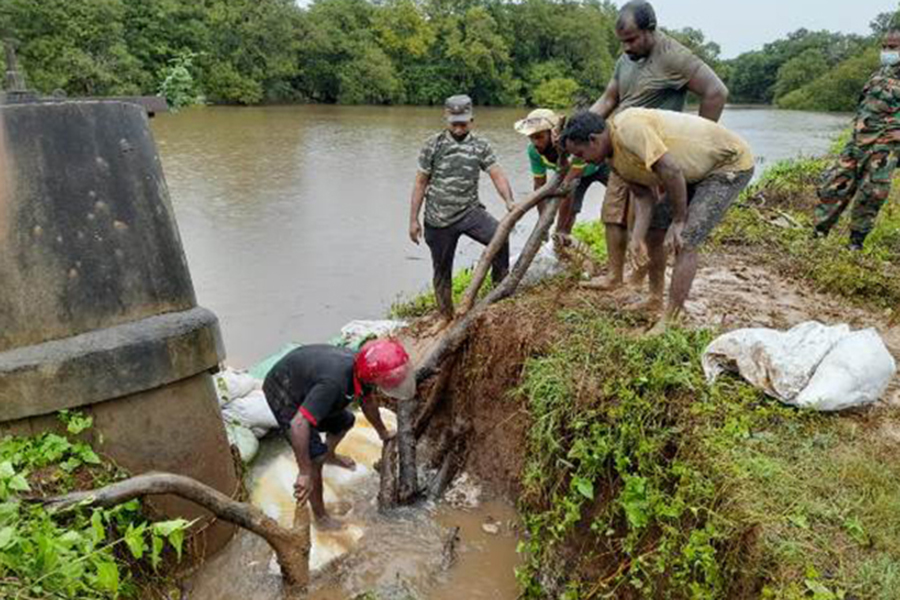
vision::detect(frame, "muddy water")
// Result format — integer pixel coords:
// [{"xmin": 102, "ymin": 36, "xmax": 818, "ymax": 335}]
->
[
  {"xmin": 150, "ymin": 106, "xmax": 850, "ymax": 367},
  {"xmin": 186, "ymin": 411, "xmax": 521, "ymax": 600}
]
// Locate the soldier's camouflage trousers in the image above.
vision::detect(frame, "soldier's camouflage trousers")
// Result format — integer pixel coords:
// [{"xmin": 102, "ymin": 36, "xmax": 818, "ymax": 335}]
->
[{"xmin": 814, "ymin": 140, "xmax": 897, "ymax": 235}]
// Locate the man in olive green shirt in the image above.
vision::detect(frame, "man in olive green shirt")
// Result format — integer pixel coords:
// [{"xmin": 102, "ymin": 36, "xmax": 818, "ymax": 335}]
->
[
  {"xmin": 588, "ymin": 0, "xmax": 728, "ymax": 302},
  {"xmin": 409, "ymin": 95, "xmax": 516, "ymax": 325}
]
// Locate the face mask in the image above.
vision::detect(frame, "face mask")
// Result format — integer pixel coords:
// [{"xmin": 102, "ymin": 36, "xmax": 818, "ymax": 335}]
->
[{"xmin": 881, "ymin": 50, "xmax": 900, "ymax": 67}]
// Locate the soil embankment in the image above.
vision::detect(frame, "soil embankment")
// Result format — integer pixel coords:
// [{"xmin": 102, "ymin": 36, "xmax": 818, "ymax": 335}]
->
[{"xmin": 405, "ymin": 179, "xmax": 900, "ymax": 598}]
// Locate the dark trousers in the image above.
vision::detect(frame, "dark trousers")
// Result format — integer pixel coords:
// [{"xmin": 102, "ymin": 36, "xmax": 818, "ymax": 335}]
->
[{"xmin": 424, "ymin": 207, "xmax": 509, "ymax": 318}]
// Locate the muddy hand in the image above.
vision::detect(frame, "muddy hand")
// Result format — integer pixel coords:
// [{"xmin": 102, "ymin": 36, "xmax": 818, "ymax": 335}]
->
[
  {"xmin": 409, "ymin": 220, "xmax": 422, "ymax": 245},
  {"xmin": 294, "ymin": 473, "xmax": 312, "ymax": 504},
  {"xmin": 627, "ymin": 239, "xmax": 649, "ymax": 272},
  {"xmin": 665, "ymin": 221, "xmax": 686, "ymax": 255}
]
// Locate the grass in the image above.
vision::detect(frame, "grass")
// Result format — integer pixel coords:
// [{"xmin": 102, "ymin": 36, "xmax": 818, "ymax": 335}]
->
[
  {"xmin": 514, "ymin": 310, "xmax": 900, "ymax": 599},
  {"xmin": 712, "ymin": 157, "xmax": 900, "ymax": 313}
]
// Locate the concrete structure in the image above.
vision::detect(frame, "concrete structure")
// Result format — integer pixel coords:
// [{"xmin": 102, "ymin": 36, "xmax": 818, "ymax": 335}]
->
[{"xmin": 0, "ymin": 101, "xmax": 236, "ymax": 555}]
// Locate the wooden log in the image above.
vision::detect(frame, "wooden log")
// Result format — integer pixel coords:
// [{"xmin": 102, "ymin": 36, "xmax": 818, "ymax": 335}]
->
[
  {"xmin": 413, "ymin": 353, "xmax": 458, "ymax": 439},
  {"xmin": 456, "ymin": 170, "xmax": 569, "ymax": 316},
  {"xmin": 397, "ymin": 397, "xmax": 418, "ymax": 504},
  {"xmin": 36, "ymin": 472, "xmax": 310, "ymax": 596}
]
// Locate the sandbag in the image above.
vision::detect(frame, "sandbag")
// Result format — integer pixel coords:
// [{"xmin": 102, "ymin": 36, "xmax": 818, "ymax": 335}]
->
[
  {"xmin": 794, "ymin": 329, "xmax": 896, "ymax": 412},
  {"xmin": 516, "ymin": 243, "xmax": 565, "ymax": 289},
  {"xmin": 214, "ymin": 368, "xmax": 260, "ymax": 405},
  {"xmin": 225, "ymin": 422, "xmax": 259, "ymax": 463},
  {"xmin": 702, "ymin": 321, "xmax": 851, "ymax": 401},
  {"xmin": 335, "ymin": 320, "xmax": 406, "ymax": 349},
  {"xmin": 222, "ymin": 390, "xmax": 279, "ymax": 438}
]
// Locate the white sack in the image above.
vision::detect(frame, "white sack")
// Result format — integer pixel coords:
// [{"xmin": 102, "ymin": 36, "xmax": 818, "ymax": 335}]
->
[
  {"xmin": 339, "ymin": 320, "xmax": 406, "ymax": 347},
  {"xmin": 794, "ymin": 329, "xmax": 896, "ymax": 411},
  {"xmin": 702, "ymin": 321, "xmax": 851, "ymax": 402},
  {"xmin": 215, "ymin": 368, "xmax": 260, "ymax": 405},
  {"xmin": 222, "ymin": 389, "xmax": 279, "ymax": 438},
  {"xmin": 225, "ymin": 422, "xmax": 259, "ymax": 463},
  {"xmin": 516, "ymin": 244, "xmax": 564, "ymax": 289}
]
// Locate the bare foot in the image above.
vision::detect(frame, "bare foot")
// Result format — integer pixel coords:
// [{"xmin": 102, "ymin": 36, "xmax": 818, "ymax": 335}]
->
[
  {"xmin": 646, "ymin": 319, "xmax": 668, "ymax": 336},
  {"xmin": 579, "ymin": 275, "xmax": 623, "ymax": 291},
  {"xmin": 314, "ymin": 514, "xmax": 345, "ymax": 531},
  {"xmin": 325, "ymin": 453, "xmax": 357, "ymax": 471},
  {"xmin": 623, "ymin": 296, "xmax": 664, "ymax": 315}
]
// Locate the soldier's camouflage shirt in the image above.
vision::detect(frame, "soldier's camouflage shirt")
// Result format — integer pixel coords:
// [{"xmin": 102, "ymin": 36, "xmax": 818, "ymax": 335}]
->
[
  {"xmin": 418, "ymin": 131, "xmax": 498, "ymax": 228},
  {"xmin": 854, "ymin": 64, "xmax": 900, "ymax": 147}
]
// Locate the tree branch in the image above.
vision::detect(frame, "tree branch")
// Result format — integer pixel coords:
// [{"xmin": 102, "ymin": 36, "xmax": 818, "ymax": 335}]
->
[{"xmin": 36, "ymin": 472, "xmax": 310, "ymax": 598}]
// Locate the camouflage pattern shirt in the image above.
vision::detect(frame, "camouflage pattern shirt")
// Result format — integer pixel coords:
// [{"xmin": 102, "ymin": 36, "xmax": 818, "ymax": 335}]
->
[
  {"xmin": 853, "ymin": 65, "xmax": 900, "ymax": 147},
  {"xmin": 418, "ymin": 131, "xmax": 498, "ymax": 228}
]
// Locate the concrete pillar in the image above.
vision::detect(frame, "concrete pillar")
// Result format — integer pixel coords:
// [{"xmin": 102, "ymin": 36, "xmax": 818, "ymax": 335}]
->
[{"xmin": 0, "ymin": 101, "xmax": 237, "ymax": 556}]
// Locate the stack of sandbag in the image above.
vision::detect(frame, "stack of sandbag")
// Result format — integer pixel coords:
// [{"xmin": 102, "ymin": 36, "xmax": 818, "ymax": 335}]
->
[
  {"xmin": 703, "ymin": 321, "xmax": 897, "ymax": 412},
  {"xmin": 214, "ymin": 368, "xmax": 279, "ymax": 462},
  {"xmin": 333, "ymin": 319, "xmax": 407, "ymax": 350}
]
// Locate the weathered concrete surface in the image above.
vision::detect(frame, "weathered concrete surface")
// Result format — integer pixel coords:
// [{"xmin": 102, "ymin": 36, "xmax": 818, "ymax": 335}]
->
[
  {"xmin": 0, "ymin": 101, "xmax": 237, "ymax": 555},
  {"xmin": 0, "ymin": 306, "xmax": 223, "ymax": 421}
]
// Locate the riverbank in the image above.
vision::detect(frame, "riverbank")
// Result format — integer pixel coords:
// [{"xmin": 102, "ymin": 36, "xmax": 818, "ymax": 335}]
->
[{"xmin": 388, "ymin": 152, "xmax": 900, "ymax": 598}]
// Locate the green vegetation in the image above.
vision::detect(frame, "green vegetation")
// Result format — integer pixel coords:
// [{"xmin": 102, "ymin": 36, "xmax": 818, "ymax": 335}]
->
[
  {"xmin": 711, "ymin": 156, "xmax": 900, "ymax": 312},
  {"xmin": 4, "ymin": 0, "xmax": 896, "ymax": 110},
  {"xmin": 0, "ymin": 411, "xmax": 188, "ymax": 599},
  {"xmin": 515, "ymin": 311, "xmax": 900, "ymax": 598},
  {"xmin": 724, "ymin": 8, "xmax": 899, "ymax": 110},
  {"xmin": 390, "ymin": 268, "xmax": 491, "ymax": 319}
]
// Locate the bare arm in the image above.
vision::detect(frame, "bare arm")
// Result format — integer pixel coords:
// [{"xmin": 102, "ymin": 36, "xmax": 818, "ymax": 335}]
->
[
  {"xmin": 532, "ymin": 175, "xmax": 547, "ymax": 192},
  {"xmin": 651, "ymin": 153, "xmax": 689, "ymax": 252},
  {"xmin": 590, "ymin": 77, "xmax": 620, "ymax": 119},
  {"xmin": 688, "ymin": 63, "xmax": 728, "ymax": 122},
  {"xmin": 361, "ymin": 396, "xmax": 393, "ymax": 442},
  {"xmin": 409, "ymin": 171, "xmax": 429, "ymax": 244},
  {"xmin": 488, "ymin": 165, "xmax": 515, "ymax": 211},
  {"xmin": 288, "ymin": 413, "xmax": 314, "ymax": 503}
]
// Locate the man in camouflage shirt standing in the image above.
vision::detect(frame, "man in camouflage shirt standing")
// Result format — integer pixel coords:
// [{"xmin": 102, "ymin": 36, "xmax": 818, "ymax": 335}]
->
[
  {"xmin": 409, "ymin": 94, "xmax": 516, "ymax": 324},
  {"xmin": 814, "ymin": 27, "xmax": 900, "ymax": 250}
]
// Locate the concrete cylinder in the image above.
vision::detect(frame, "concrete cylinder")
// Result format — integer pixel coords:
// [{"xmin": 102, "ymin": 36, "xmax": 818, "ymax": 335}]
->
[{"xmin": 0, "ymin": 101, "xmax": 237, "ymax": 556}]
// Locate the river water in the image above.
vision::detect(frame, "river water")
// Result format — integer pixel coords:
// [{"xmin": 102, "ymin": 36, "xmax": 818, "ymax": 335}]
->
[{"xmin": 150, "ymin": 106, "xmax": 849, "ymax": 368}]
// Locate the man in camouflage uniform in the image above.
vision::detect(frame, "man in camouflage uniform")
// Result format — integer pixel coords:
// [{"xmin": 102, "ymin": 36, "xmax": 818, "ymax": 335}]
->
[
  {"xmin": 408, "ymin": 94, "xmax": 516, "ymax": 324},
  {"xmin": 814, "ymin": 28, "xmax": 900, "ymax": 250}
]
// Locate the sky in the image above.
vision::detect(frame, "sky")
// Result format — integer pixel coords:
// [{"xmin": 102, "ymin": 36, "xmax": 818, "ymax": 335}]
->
[{"xmin": 652, "ymin": 0, "xmax": 899, "ymax": 58}]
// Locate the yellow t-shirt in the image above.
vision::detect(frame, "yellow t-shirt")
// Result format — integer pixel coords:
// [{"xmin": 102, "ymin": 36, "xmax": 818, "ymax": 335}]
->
[{"xmin": 608, "ymin": 108, "xmax": 754, "ymax": 187}]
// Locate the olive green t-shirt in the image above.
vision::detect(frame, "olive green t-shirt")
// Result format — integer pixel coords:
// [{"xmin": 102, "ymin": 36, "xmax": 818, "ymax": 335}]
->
[
  {"xmin": 614, "ymin": 31, "xmax": 704, "ymax": 113},
  {"xmin": 418, "ymin": 131, "xmax": 498, "ymax": 228}
]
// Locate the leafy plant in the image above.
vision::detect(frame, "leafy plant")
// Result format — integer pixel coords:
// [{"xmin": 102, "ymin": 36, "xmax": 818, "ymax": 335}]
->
[{"xmin": 0, "ymin": 412, "xmax": 190, "ymax": 599}]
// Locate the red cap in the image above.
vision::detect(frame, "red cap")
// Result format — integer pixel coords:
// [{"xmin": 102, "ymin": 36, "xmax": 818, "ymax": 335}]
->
[{"xmin": 355, "ymin": 340, "xmax": 413, "ymax": 398}]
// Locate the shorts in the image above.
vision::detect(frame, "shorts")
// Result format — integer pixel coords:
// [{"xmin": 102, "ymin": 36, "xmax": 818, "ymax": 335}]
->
[
  {"xmin": 263, "ymin": 378, "xmax": 356, "ymax": 460},
  {"xmin": 649, "ymin": 169, "xmax": 754, "ymax": 249},
  {"xmin": 572, "ymin": 165, "xmax": 610, "ymax": 214},
  {"xmin": 601, "ymin": 171, "xmax": 630, "ymax": 226}
]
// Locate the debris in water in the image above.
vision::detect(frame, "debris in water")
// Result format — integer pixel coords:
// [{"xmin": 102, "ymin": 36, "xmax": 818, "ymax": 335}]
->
[{"xmin": 442, "ymin": 472, "xmax": 481, "ymax": 509}]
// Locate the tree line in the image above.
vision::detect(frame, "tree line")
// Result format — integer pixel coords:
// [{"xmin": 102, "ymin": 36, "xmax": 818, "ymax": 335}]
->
[{"xmin": 0, "ymin": 0, "xmax": 896, "ymax": 111}]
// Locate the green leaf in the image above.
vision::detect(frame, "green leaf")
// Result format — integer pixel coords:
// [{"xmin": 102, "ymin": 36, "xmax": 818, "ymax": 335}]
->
[
  {"xmin": 0, "ymin": 461, "xmax": 14, "ymax": 479},
  {"xmin": 150, "ymin": 534, "xmax": 165, "ymax": 571},
  {"xmin": 77, "ymin": 446, "xmax": 101, "ymax": 465},
  {"xmin": 573, "ymin": 477, "xmax": 594, "ymax": 501},
  {"xmin": 66, "ymin": 413, "xmax": 93, "ymax": 435},
  {"xmin": 8, "ymin": 474, "xmax": 30, "ymax": 492},
  {"xmin": 0, "ymin": 525, "xmax": 17, "ymax": 549},
  {"xmin": 124, "ymin": 523, "xmax": 147, "ymax": 559},
  {"xmin": 90, "ymin": 510, "xmax": 106, "ymax": 546},
  {"xmin": 169, "ymin": 527, "xmax": 185, "ymax": 561},
  {"xmin": 152, "ymin": 518, "xmax": 190, "ymax": 538},
  {"xmin": 95, "ymin": 560, "xmax": 119, "ymax": 594}
]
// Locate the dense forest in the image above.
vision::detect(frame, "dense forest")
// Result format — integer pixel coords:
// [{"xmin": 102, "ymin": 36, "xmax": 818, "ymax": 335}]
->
[{"xmin": 0, "ymin": 0, "xmax": 896, "ymax": 111}]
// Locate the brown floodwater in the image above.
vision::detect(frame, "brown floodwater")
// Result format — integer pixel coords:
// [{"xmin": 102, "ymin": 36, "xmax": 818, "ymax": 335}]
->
[{"xmin": 150, "ymin": 105, "xmax": 850, "ymax": 368}]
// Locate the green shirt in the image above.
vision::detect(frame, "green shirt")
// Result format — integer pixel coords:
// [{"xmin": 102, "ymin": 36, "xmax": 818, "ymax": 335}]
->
[
  {"xmin": 613, "ymin": 31, "xmax": 704, "ymax": 113},
  {"xmin": 527, "ymin": 144, "xmax": 599, "ymax": 178},
  {"xmin": 418, "ymin": 131, "xmax": 498, "ymax": 228}
]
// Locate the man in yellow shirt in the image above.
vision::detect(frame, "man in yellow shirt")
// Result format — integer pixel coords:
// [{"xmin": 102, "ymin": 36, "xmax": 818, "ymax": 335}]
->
[{"xmin": 561, "ymin": 108, "xmax": 754, "ymax": 328}]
